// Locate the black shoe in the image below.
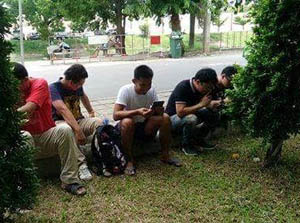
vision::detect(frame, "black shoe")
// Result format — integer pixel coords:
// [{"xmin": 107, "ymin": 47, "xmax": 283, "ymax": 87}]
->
[
  {"xmin": 181, "ymin": 145, "xmax": 199, "ymax": 156},
  {"xmin": 198, "ymin": 139, "xmax": 216, "ymax": 150}
]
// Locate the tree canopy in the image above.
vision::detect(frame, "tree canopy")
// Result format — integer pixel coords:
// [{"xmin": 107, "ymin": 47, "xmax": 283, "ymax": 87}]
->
[
  {"xmin": 227, "ymin": 0, "xmax": 300, "ymax": 165},
  {"xmin": 4, "ymin": 0, "xmax": 64, "ymax": 39}
]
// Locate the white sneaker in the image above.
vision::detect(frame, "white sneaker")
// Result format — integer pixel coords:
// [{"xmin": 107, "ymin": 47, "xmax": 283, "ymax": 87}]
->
[{"xmin": 78, "ymin": 164, "xmax": 93, "ymax": 181}]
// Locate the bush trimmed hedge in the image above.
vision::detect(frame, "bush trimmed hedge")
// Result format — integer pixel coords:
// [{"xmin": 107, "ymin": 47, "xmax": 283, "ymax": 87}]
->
[{"xmin": 0, "ymin": 4, "xmax": 39, "ymax": 220}]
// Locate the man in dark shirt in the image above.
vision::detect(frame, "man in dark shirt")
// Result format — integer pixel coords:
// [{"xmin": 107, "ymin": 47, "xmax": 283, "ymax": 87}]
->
[
  {"xmin": 166, "ymin": 68, "xmax": 218, "ymax": 155},
  {"xmin": 197, "ymin": 66, "xmax": 238, "ymax": 132}
]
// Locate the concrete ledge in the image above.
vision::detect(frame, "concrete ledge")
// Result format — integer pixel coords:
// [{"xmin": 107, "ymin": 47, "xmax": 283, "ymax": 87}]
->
[{"xmin": 35, "ymin": 139, "xmax": 162, "ymax": 177}]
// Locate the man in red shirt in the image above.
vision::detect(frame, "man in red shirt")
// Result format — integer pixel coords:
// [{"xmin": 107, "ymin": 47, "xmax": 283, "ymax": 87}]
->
[{"xmin": 14, "ymin": 63, "xmax": 86, "ymax": 196}]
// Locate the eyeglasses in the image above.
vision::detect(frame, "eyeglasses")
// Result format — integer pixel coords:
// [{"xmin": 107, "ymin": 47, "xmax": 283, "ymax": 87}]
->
[{"xmin": 225, "ymin": 75, "xmax": 232, "ymax": 81}]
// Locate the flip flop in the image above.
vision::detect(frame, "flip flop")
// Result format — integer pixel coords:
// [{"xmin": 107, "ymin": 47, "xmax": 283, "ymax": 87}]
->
[
  {"xmin": 161, "ymin": 157, "xmax": 182, "ymax": 167},
  {"xmin": 61, "ymin": 183, "xmax": 86, "ymax": 196}
]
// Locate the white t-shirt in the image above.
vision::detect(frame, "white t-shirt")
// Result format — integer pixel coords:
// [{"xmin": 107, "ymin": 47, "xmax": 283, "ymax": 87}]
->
[{"xmin": 115, "ymin": 83, "xmax": 158, "ymax": 123}]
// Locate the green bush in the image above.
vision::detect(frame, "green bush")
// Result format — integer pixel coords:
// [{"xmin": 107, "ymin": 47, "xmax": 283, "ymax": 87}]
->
[
  {"xmin": 227, "ymin": 0, "xmax": 300, "ymax": 166},
  {"xmin": 0, "ymin": 5, "xmax": 39, "ymax": 220}
]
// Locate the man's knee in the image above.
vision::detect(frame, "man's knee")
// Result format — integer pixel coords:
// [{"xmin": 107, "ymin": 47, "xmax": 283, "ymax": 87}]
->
[
  {"xmin": 120, "ymin": 118, "xmax": 135, "ymax": 132},
  {"xmin": 90, "ymin": 117, "xmax": 102, "ymax": 129},
  {"xmin": 148, "ymin": 115, "xmax": 164, "ymax": 127},
  {"xmin": 162, "ymin": 113, "xmax": 170, "ymax": 121},
  {"xmin": 183, "ymin": 114, "xmax": 198, "ymax": 126},
  {"xmin": 56, "ymin": 123, "xmax": 73, "ymax": 137}
]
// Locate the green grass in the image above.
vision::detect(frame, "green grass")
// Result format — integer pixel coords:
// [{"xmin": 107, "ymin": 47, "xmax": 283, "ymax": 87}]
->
[
  {"xmin": 10, "ymin": 31, "xmax": 253, "ymax": 61},
  {"xmin": 10, "ymin": 131, "xmax": 300, "ymax": 222}
]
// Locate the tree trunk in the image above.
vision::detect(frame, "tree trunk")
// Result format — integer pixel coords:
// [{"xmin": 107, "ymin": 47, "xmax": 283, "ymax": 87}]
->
[
  {"xmin": 170, "ymin": 14, "xmax": 181, "ymax": 31},
  {"xmin": 115, "ymin": 0, "xmax": 126, "ymax": 54},
  {"xmin": 170, "ymin": 13, "xmax": 184, "ymax": 56},
  {"xmin": 203, "ymin": 0, "xmax": 211, "ymax": 54},
  {"xmin": 189, "ymin": 14, "xmax": 195, "ymax": 48},
  {"xmin": 263, "ymin": 139, "xmax": 284, "ymax": 168}
]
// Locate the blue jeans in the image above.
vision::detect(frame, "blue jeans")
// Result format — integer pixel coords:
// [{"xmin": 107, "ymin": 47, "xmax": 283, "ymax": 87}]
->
[
  {"xmin": 195, "ymin": 108, "xmax": 220, "ymax": 129},
  {"xmin": 170, "ymin": 114, "xmax": 199, "ymax": 146},
  {"xmin": 170, "ymin": 109, "xmax": 219, "ymax": 146}
]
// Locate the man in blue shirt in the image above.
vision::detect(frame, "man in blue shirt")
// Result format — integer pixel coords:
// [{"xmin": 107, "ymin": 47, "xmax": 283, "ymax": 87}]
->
[{"xmin": 50, "ymin": 64, "xmax": 102, "ymax": 181}]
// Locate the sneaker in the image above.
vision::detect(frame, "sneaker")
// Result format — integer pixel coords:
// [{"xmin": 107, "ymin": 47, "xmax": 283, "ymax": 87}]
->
[
  {"xmin": 182, "ymin": 145, "xmax": 199, "ymax": 156},
  {"xmin": 79, "ymin": 163, "xmax": 93, "ymax": 181},
  {"xmin": 198, "ymin": 139, "xmax": 216, "ymax": 150}
]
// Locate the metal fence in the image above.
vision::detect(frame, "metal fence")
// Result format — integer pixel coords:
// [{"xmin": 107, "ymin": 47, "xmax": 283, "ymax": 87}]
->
[
  {"xmin": 216, "ymin": 31, "xmax": 252, "ymax": 49},
  {"xmin": 11, "ymin": 31, "xmax": 252, "ymax": 64}
]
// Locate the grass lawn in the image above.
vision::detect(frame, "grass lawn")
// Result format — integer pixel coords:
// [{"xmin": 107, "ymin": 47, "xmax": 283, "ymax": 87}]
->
[{"xmin": 11, "ymin": 130, "xmax": 300, "ymax": 222}]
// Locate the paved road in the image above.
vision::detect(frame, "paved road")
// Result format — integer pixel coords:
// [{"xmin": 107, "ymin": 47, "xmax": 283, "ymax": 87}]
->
[{"xmin": 25, "ymin": 51, "xmax": 246, "ymax": 100}]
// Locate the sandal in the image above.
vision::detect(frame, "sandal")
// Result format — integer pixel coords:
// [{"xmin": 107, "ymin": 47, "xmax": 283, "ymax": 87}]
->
[
  {"xmin": 161, "ymin": 157, "xmax": 182, "ymax": 167},
  {"xmin": 61, "ymin": 183, "xmax": 86, "ymax": 196},
  {"xmin": 124, "ymin": 165, "xmax": 136, "ymax": 176}
]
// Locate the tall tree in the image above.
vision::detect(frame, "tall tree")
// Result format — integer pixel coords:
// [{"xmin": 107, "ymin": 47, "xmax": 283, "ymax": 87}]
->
[
  {"xmin": 227, "ymin": 0, "xmax": 300, "ymax": 167},
  {"xmin": 60, "ymin": 0, "xmax": 146, "ymax": 54},
  {"xmin": 234, "ymin": 15, "xmax": 249, "ymax": 30},
  {"xmin": 193, "ymin": 0, "xmax": 226, "ymax": 50},
  {"xmin": 189, "ymin": 14, "xmax": 196, "ymax": 48},
  {"xmin": 4, "ymin": 0, "xmax": 64, "ymax": 40},
  {"xmin": 189, "ymin": 0, "xmax": 204, "ymax": 49},
  {"xmin": 0, "ymin": 4, "xmax": 39, "ymax": 220},
  {"xmin": 146, "ymin": 0, "xmax": 191, "ymax": 32},
  {"xmin": 213, "ymin": 16, "xmax": 227, "ymax": 32}
]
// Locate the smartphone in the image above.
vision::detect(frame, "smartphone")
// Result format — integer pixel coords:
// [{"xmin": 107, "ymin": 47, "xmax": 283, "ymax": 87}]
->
[{"xmin": 151, "ymin": 100, "xmax": 164, "ymax": 109}]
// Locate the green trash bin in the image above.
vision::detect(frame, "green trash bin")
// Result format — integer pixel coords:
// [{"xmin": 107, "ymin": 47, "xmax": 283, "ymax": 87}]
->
[{"xmin": 170, "ymin": 31, "xmax": 183, "ymax": 58}]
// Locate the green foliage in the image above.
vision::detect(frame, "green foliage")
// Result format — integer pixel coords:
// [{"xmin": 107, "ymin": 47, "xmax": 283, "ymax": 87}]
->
[
  {"xmin": 234, "ymin": 16, "xmax": 249, "ymax": 30},
  {"xmin": 146, "ymin": 0, "xmax": 191, "ymax": 29},
  {"xmin": 139, "ymin": 23, "xmax": 149, "ymax": 38},
  {"xmin": 146, "ymin": 0, "xmax": 191, "ymax": 18},
  {"xmin": 227, "ymin": 0, "xmax": 300, "ymax": 142},
  {"xmin": 213, "ymin": 16, "xmax": 227, "ymax": 29},
  {"xmin": 0, "ymin": 4, "xmax": 39, "ymax": 220},
  {"xmin": 4, "ymin": 0, "xmax": 64, "ymax": 40},
  {"xmin": 60, "ymin": 0, "xmax": 145, "ymax": 33},
  {"xmin": 195, "ymin": 0, "xmax": 227, "ymax": 29}
]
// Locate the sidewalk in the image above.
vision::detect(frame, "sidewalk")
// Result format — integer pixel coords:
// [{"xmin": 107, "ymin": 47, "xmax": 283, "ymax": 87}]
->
[{"xmin": 83, "ymin": 90, "xmax": 172, "ymax": 123}]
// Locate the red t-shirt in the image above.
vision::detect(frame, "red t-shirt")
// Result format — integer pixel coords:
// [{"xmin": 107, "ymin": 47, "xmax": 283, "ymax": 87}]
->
[{"xmin": 22, "ymin": 78, "xmax": 55, "ymax": 135}]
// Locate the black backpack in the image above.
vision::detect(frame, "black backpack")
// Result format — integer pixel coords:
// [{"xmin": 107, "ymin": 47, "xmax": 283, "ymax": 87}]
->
[{"xmin": 91, "ymin": 124, "xmax": 127, "ymax": 176}]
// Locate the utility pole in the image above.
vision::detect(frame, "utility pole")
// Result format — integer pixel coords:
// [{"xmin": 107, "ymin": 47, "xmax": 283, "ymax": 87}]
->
[
  {"xmin": 18, "ymin": 0, "xmax": 24, "ymax": 64},
  {"xmin": 203, "ymin": 0, "xmax": 211, "ymax": 54}
]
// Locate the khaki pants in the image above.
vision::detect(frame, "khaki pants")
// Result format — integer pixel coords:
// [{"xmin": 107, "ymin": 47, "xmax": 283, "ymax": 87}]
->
[
  {"xmin": 55, "ymin": 117, "xmax": 102, "ymax": 164},
  {"xmin": 23, "ymin": 123, "xmax": 81, "ymax": 185}
]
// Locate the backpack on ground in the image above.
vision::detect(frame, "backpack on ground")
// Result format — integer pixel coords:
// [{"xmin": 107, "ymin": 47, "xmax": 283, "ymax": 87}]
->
[{"xmin": 91, "ymin": 124, "xmax": 127, "ymax": 177}]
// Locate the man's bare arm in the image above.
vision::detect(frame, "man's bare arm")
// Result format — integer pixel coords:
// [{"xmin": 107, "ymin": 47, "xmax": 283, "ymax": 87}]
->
[
  {"xmin": 52, "ymin": 100, "xmax": 86, "ymax": 145},
  {"xmin": 176, "ymin": 94, "xmax": 212, "ymax": 118},
  {"xmin": 113, "ymin": 104, "xmax": 150, "ymax": 121},
  {"xmin": 80, "ymin": 92, "xmax": 95, "ymax": 117},
  {"xmin": 17, "ymin": 102, "xmax": 38, "ymax": 114}
]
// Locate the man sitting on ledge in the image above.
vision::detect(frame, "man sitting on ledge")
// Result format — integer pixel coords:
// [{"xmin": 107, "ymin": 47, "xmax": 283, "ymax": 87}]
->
[
  {"xmin": 14, "ymin": 63, "xmax": 86, "ymax": 196},
  {"xmin": 49, "ymin": 64, "xmax": 102, "ymax": 181},
  {"xmin": 113, "ymin": 65, "xmax": 181, "ymax": 176}
]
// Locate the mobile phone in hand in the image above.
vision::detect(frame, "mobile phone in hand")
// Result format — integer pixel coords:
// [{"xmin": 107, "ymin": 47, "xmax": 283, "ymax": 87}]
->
[{"xmin": 151, "ymin": 101, "xmax": 164, "ymax": 109}]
